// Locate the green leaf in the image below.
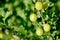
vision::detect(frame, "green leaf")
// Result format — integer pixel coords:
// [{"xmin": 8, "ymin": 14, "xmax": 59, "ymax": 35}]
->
[
  {"xmin": 0, "ymin": 8, "xmax": 5, "ymax": 17},
  {"xmin": 7, "ymin": 16, "xmax": 15, "ymax": 26},
  {"xmin": 16, "ymin": 8, "xmax": 26, "ymax": 22},
  {"xmin": 18, "ymin": 25, "xmax": 27, "ymax": 35},
  {"xmin": 27, "ymin": 21, "xmax": 32, "ymax": 27},
  {"xmin": 3, "ymin": 11, "xmax": 13, "ymax": 21}
]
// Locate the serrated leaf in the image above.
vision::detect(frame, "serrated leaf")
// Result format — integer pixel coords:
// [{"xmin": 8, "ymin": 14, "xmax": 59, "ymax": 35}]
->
[
  {"xmin": 0, "ymin": 8, "xmax": 5, "ymax": 17},
  {"xmin": 3, "ymin": 11, "xmax": 13, "ymax": 21},
  {"xmin": 7, "ymin": 16, "xmax": 15, "ymax": 26},
  {"xmin": 18, "ymin": 25, "xmax": 27, "ymax": 35},
  {"xmin": 16, "ymin": 8, "xmax": 26, "ymax": 21}
]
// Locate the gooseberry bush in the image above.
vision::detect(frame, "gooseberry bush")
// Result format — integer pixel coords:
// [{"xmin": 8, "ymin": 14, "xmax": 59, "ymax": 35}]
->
[{"xmin": 0, "ymin": 0, "xmax": 60, "ymax": 40}]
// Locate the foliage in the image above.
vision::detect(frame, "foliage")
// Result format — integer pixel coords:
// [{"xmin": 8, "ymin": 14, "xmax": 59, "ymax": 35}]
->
[{"xmin": 0, "ymin": 0, "xmax": 60, "ymax": 40}]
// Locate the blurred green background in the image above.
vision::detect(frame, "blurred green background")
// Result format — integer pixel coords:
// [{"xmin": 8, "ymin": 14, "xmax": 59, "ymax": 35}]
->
[{"xmin": 0, "ymin": 0, "xmax": 60, "ymax": 40}]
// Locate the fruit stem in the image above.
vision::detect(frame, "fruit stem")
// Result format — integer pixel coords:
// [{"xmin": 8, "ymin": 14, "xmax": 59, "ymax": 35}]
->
[{"xmin": 38, "ymin": 10, "xmax": 45, "ymax": 24}]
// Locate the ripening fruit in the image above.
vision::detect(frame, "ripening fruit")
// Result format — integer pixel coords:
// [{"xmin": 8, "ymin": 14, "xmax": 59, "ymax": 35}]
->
[
  {"xmin": 10, "ymin": 35, "xmax": 20, "ymax": 40},
  {"xmin": 0, "ymin": 31, "xmax": 3, "ymax": 39},
  {"xmin": 35, "ymin": 2, "xmax": 43, "ymax": 10},
  {"xmin": 0, "ymin": 33, "xmax": 3, "ymax": 39},
  {"xmin": 43, "ymin": 24, "xmax": 51, "ymax": 32},
  {"xmin": 10, "ymin": 37, "xmax": 15, "ymax": 40},
  {"xmin": 30, "ymin": 14, "xmax": 37, "ymax": 22},
  {"xmin": 43, "ymin": 2, "xmax": 48, "ymax": 9},
  {"xmin": 36, "ymin": 28, "xmax": 43, "ymax": 36}
]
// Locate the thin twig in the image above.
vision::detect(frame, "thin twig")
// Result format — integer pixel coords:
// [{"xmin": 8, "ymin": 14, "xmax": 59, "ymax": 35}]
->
[{"xmin": 37, "ymin": 10, "xmax": 45, "ymax": 24}]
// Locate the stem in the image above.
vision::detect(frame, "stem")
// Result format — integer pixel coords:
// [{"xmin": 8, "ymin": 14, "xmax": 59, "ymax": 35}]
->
[{"xmin": 37, "ymin": 10, "xmax": 45, "ymax": 24}]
